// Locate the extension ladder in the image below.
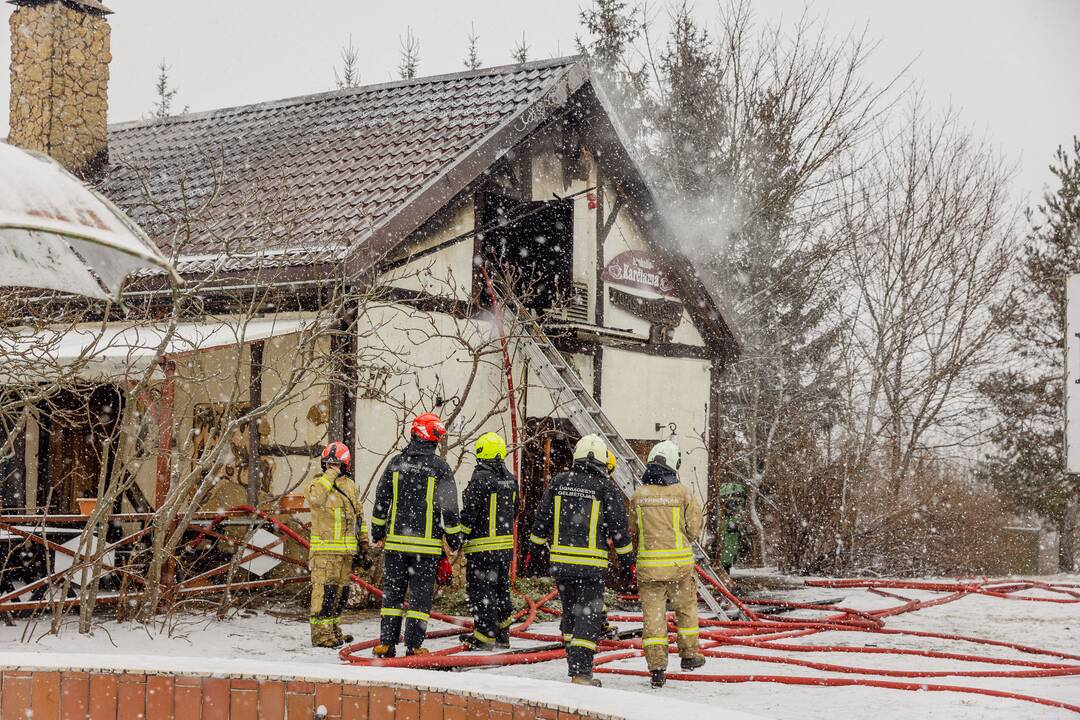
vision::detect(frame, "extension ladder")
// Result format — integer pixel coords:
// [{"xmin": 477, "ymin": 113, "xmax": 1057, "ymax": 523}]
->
[{"xmin": 504, "ymin": 297, "xmax": 739, "ymax": 619}]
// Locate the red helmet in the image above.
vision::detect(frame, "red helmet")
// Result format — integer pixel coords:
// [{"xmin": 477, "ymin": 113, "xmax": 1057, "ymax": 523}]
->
[
  {"xmin": 411, "ymin": 413, "xmax": 447, "ymax": 442},
  {"xmin": 321, "ymin": 441, "xmax": 352, "ymax": 471}
]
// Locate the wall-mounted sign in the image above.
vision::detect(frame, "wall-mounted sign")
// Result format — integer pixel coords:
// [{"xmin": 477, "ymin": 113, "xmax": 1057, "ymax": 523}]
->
[{"xmin": 601, "ymin": 250, "xmax": 678, "ymax": 297}]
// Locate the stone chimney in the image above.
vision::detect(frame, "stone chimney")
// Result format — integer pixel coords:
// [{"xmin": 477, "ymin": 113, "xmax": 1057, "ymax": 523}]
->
[{"xmin": 7, "ymin": 0, "xmax": 112, "ymax": 177}]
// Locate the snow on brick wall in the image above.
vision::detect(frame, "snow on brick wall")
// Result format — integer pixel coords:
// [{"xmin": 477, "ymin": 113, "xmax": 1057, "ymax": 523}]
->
[{"xmin": 0, "ymin": 667, "xmax": 612, "ymax": 720}]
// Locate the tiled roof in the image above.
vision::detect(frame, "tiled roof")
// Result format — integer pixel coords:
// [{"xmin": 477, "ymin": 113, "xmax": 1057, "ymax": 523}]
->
[{"xmin": 101, "ymin": 58, "xmax": 581, "ymax": 274}]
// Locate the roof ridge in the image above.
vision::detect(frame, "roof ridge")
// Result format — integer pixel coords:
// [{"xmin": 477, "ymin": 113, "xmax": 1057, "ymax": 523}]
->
[{"xmin": 109, "ymin": 55, "xmax": 583, "ymax": 133}]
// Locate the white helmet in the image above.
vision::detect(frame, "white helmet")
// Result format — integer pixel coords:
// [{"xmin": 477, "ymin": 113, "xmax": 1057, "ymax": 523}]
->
[
  {"xmin": 573, "ymin": 434, "xmax": 608, "ymax": 467},
  {"xmin": 648, "ymin": 440, "xmax": 680, "ymax": 469}
]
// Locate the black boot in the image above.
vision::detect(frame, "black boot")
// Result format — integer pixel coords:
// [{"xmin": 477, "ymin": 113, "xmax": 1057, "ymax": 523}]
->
[
  {"xmin": 680, "ymin": 655, "xmax": 706, "ymax": 671},
  {"xmin": 650, "ymin": 669, "xmax": 666, "ymax": 688},
  {"xmin": 459, "ymin": 632, "xmax": 495, "ymax": 651},
  {"xmin": 494, "ymin": 628, "xmax": 511, "ymax": 649}
]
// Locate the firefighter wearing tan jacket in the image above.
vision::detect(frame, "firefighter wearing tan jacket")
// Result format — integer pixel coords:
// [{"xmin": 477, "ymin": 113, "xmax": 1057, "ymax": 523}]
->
[
  {"xmin": 306, "ymin": 442, "xmax": 366, "ymax": 648},
  {"xmin": 629, "ymin": 440, "xmax": 706, "ymax": 688}
]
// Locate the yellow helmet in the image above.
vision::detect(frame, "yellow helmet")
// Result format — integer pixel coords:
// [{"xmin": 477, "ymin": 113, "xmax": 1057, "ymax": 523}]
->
[
  {"xmin": 606, "ymin": 451, "xmax": 617, "ymax": 474},
  {"xmin": 475, "ymin": 431, "xmax": 507, "ymax": 460}
]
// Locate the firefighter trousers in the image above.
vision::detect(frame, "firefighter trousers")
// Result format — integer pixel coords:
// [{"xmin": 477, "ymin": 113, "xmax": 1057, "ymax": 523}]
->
[
  {"xmin": 379, "ymin": 551, "xmax": 439, "ymax": 649},
  {"xmin": 639, "ymin": 574, "xmax": 703, "ymax": 670},
  {"xmin": 555, "ymin": 573, "xmax": 605, "ymax": 678},
  {"xmin": 465, "ymin": 550, "xmax": 513, "ymax": 643},
  {"xmin": 310, "ymin": 553, "xmax": 353, "ymax": 646}
]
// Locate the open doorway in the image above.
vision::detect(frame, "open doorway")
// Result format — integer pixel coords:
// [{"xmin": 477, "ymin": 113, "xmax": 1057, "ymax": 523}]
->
[
  {"xmin": 478, "ymin": 191, "xmax": 573, "ymax": 313},
  {"xmin": 518, "ymin": 417, "xmax": 579, "ymax": 569},
  {"xmin": 36, "ymin": 385, "xmax": 122, "ymax": 514}
]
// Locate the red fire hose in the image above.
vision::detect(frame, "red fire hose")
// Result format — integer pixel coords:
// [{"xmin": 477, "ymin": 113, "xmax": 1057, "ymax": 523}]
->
[{"xmin": 220, "ymin": 507, "xmax": 1080, "ymax": 714}]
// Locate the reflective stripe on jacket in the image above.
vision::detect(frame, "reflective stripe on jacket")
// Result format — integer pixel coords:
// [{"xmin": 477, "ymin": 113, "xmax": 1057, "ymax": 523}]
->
[
  {"xmin": 629, "ymin": 463, "xmax": 703, "ymax": 581},
  {"xmin": 461, "ymin": 459, "xmax": 518, "ymax": 554},
  {"xmin": 306, "ymin": 466, "xmax": 363, "ymax": 555},
  {"xmin": 370, "ymin": 438, "xmax": 463, "ymax": 555},
  {"xmin": 528, "ymin": 460, "xmax": 634, "ymax": 577}
]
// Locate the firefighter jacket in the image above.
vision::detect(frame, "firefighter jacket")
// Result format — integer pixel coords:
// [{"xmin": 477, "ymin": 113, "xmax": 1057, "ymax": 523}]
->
[
  {"xmin": 528, "ymin": 460, "xmax": 635, "ymax": 577},
  {"xmin": 629, "ymin": 462, "xmax": 703, "ymax": 581},
  {"xmin": 370, "ymin": 438, "xmax": 464, "ymax": 555},
  {"xmin": 461, "ymin": 459, "xmax": 518, "ymax": 554},
  {"xmin": 306, "ymin": 466, "xmax": 364, "ymax": 555}
]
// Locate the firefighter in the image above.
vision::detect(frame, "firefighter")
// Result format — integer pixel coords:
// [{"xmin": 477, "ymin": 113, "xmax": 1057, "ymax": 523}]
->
[
  {"xmin": 459, "ymin": 431, "xmax": 518, "ymax": 650},
  {"xmin": 306, "ymin": 441, "xmax": 365, "ymax": 649},
  {"xmin": 629, "ymin": 440, "xmax": 706, "ymax": 688},
  {"xmin": 369, "ymin": 413, "xmax": 464, "ymax": 657},
  {"xmin": 525, "ymin": 434, "xmax": 635, "ymax": 687}
]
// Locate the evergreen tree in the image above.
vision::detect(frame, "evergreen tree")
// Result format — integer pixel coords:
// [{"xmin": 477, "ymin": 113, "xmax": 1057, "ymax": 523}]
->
[
  {"xmin": 980, "ymin": 137, "xmax": 1080, "ymax": 571},
  {"xmin": 511, "ymin": 32, "xmax": 530, "ymax": 64},
  {"xmin": 334, "ymin": 35, "xmax": 361, "ymax": 89},
  {"xmin": 150, "ymin": 58, "xmax": 184, "ymax": 119},
  {"xmin": 398, "ymin": 27, "xmax": 420, "ymax": 79},
  {"xmin": 464, "ymin": 23, "xmax": 482, "ymax": 70}
]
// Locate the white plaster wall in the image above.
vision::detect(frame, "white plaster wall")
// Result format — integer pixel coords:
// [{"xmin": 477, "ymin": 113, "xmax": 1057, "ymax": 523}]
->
[
  {"xmin": 351, "ymin": 304, "xmax": 516, "ymax": 512},
  {"xmin": 521, "ymin": 350, "xmax": 593, "ymax": 422},
  {"xmin": 381, "ymin": 200, "xmax": 476, "ymax": 301},
  {"xmin": 599, "ymin": 348, "xmax": 711, "ymax": 504}
]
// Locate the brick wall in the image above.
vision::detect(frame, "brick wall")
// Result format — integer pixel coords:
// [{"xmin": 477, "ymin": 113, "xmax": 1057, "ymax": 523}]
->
[{"xmin": 0, "ymin": 668, "xmax": 607, "ymax": 720}]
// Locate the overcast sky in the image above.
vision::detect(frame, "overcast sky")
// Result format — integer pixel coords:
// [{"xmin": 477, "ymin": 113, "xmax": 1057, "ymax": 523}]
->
[{"xmin": 2, "ymin": 0, "xmax": 1078, "ymax": 203}]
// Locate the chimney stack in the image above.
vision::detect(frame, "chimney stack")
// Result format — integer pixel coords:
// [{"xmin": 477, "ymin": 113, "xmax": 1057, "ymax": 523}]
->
[{"xmin": 7, "ymin": 0, "xmax": 112, "ymax": 178}]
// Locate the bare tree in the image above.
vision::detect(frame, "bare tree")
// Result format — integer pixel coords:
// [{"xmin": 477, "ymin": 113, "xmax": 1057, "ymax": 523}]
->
[{"xmin": 837, "ymin": 106, "xmax": 1016, "ymax": 497}]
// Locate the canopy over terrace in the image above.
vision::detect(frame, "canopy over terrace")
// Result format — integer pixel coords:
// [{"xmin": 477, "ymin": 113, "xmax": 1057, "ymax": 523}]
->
[
  {"xmin": 0, "ymin": 316, "xmax": 310, "ymax": 383},
  {"xmin": 1, "ymin": 316, "xmax": 314, "ymax": 509}
]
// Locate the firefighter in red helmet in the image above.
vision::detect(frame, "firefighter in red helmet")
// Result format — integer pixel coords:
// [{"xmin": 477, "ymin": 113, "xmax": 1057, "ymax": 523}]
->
[
  {"xmin": 306, "ymin": 441, "xmax": 366, "ymax": 648},
  {"xmin": 369, "ymin": 413, "xmax": 464, "ymax": 657}
]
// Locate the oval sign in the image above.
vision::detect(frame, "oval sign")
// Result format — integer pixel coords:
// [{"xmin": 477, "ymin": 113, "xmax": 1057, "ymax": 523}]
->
[{"xmin": 601, "ymin": 250, "xmax": 678, "ymax": 297}]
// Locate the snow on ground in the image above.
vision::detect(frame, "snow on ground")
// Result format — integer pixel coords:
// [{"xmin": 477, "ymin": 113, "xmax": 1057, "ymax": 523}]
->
[{"xmin": 0, "ymin": 571, "xmax": 1077, "ymax": 720}]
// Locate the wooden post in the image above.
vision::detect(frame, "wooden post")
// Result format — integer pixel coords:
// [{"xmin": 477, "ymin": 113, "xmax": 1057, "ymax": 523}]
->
[
  {"xmin": 154, "ymin": 360, "xmax": 176, "ymax": 508},
  {"xmin": 247, "ymin": 341, "xmax": 264, "ymax": 508},
  {"xmin": 328, "ymin": 327, "xmax": 345, "ymax": 443},
  {"xmin": 592, "ymin": 169, "xmax": 605, "ymax": 405},
  {"xmin": 342, "ymin": 304, "xmax": 359, "ymax": 453}
]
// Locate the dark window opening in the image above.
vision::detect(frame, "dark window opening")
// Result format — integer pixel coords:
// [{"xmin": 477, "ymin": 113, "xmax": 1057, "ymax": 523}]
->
[
  {"xmin": 35, "ymin": 385, "xmax": 122, "ymax": 514},
  {"xmin": 477, "ymin": 191, "xmax": 574, "ymax": 313}
]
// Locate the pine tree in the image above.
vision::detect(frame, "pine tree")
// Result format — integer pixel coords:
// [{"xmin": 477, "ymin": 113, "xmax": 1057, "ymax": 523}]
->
[
  {"xmin": 151, "ymin": 58, "xmax": 180, "ymax": 119},
  {"xmin": 334, "ymin": 35, "xmax": 361, "ymax": 89},
  {"xmin": 464, "ymin": 23, "xmax": 482, "ymax": 70},
  {"xmin": 980, "ymin": 137, "xmax": 1080, "ymax": 571},
  {"xmin": 398, "ymin": 27, "xmax": 420, "ymax": 79},
  {"xmin": 511, "ymin": 32, "xmax": 529, "ymax": 64}
]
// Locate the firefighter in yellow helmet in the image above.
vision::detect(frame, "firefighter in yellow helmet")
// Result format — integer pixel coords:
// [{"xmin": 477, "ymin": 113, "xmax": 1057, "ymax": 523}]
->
[
  {"xmin": 629, "ymin": 439, "xmax": 706, "ymax": 687},
  {"xmin": 306, "ymin": 441, "xmax": 366, "ymax": 648},
  {"xmin": 459, "ymin": 431, "xmax": 518, "ymax": 650}
]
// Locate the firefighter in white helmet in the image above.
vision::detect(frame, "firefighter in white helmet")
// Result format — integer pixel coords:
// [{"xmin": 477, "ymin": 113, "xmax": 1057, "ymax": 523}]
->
[
  {"xmin": 629, "ymin": 439, "xmax": 706, "ymax": 687},
  {"xmin": 525, "ymin": 434, "xmax": 635, "ymax": 687}
]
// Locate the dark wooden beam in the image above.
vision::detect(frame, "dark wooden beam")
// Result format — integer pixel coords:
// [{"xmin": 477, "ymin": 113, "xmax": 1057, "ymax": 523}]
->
[
  {"xmin": 259, "ymin": 444, "xmax": 321, "ymax": 458},
  {"xmin": 592, "ymin": 166, "xmax": 605, "ymax": 405},
  {"xmin": 246, "ymin": 340, "xmax": 264, "ymax": 507},
  {"xmin": 342, "ymin": 303, "xmax": 359, "ymax": 453}
]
